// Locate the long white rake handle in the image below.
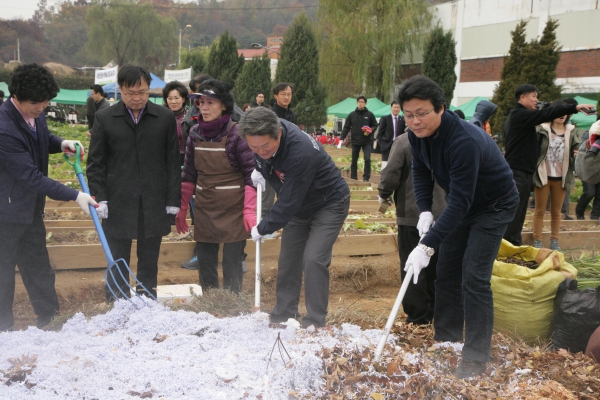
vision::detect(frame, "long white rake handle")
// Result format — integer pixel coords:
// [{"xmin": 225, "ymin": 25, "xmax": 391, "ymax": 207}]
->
[
  {"xmin": 374, "ymin": 265, "xmax": 414, "ymax": 361},
  {"xmin": 254, "ymin": 183, "xmax": 262, "ymax": 312}
]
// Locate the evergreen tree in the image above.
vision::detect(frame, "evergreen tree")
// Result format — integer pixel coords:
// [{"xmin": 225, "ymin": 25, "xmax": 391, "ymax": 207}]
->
[
  {"xmin": 520, "ymin": 18, "xmax": 562, "ymax": 103},
  {"xmin": 179, "ymin": 47, "xmax": 206, "ymax": 75},
  {"xmin": 490, "ymin": 20, "xmax": 529, "ymax": 141},
  {"xmin": 295, "ymin": 85, "xmax": 328, "ymax": 129},
  {"xmin": 233, "ymin": 53, "xmax": 272, "ymax": 105},
  {"xmin": 422, "ymin": 26, "xmax": 457, "ymax": 104},
  {"xmin": 275, "ymin": 13, "xmax": 327, "ymax": 127},
  {"xmin": 318, "ymin": 0, "xmax": 432, "ymax": 102},
  {"xmin": 206, "ymin": 31, "xmax": 244, "ymax": 88}
]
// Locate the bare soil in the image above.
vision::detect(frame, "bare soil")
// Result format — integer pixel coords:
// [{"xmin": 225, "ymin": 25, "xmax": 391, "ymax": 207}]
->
[{"xmin": 10, "ymin": 253, "xmax": 402, "ymax": 331}]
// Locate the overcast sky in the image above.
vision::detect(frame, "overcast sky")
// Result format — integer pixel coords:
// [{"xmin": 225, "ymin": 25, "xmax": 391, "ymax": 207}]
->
[{"xmin": 0, "ymin": 0, "xmax": 55, "ymax": 20}]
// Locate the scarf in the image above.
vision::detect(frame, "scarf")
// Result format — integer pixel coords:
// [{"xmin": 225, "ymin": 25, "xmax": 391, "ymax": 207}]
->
[{"xmin": 197, "ymin": 113, "xmax": 231, "ymax": 140}]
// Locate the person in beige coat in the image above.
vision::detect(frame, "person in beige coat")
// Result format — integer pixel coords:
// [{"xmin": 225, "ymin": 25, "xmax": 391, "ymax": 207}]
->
[{"xmin": 532, "ymin": 100, "xmax": 580, "ymax": 250}]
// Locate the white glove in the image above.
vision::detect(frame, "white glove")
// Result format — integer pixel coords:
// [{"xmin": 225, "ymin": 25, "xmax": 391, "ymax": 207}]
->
[
  {"xmin": 96, "ymin": 201, "xmax": 108, "ymax": 219},
  {"xmin": 590, "ymin": 120, "xmax": 600, "ymax": 135},
  {"xmin": 417, "ymin": 211, "xmax": 434, "ymax": 238},
  {"xmin": 251, "ymin": 226, "xmax": 264, "ymax": 243},
  {"xmin": 337, "ymin": 141, "xmax": 343, "ymax": 149},
  {"xmin": 251, "ymin": 169, "xmax": 266, "ymax": 192},
  {"xmin": 74, "ymin": 192, "xmax": 97, "ymax": 216},
  {"xmin": 61, "ymin": 140, "xmax": 85, "ymax": 153},
  {"xmin": 166, "ymin": 206, "xmax": 180, "ymax": 215},
  {"xmin": 405, "ymin": 246, "xmax": 432, "ymax": 284}
]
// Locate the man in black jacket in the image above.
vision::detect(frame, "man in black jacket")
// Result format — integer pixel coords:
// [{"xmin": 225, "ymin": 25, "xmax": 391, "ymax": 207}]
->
[
  {"xmin": 87, "ymin": 65, "xmax": 181, "ymax": 301},
  {"xmin": 340, "ymin": 96, "xmax": 378, "ymax": 181},
  {"xmin": 0, "ymin": 63, "xmax": 96, "ymax": 330},
  {"xmin": 376, "ymin": 100, "xmax": 405, "ymax": 167},
  {"xmin": 271, "ymin": 82, "xmax": 297, "ymax": 124},
  {"xmin": 239, "ymin": 107, "xmax": 350, "ymax": 329},
  {"xmin": 502, "ymin": 84, "xmax": 595, "ymax": 246}
]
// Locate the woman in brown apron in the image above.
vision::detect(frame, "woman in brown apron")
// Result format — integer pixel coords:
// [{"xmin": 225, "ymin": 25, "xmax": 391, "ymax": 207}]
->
[{"xmin": 175, "ymin": 79, "xmax": 257, "ymax": 294}]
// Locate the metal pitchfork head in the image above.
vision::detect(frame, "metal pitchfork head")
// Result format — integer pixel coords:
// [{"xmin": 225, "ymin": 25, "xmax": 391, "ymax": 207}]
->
[{"xmin": 64, "ymin": 144, "xmax": 156, "ymax": 307}]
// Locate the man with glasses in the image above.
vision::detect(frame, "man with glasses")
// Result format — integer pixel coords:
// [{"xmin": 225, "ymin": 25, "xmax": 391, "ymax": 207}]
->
[
  {"xmin": 340, "ymin": 96, "xmax": 378, "ymax": 182},
  {"xmin": 87, "ymin": 64, "xmax": 181, "ymax": 302},
  {"xmin": 399, "ymin": 76, "xmax": 519, "ymax": 378}
]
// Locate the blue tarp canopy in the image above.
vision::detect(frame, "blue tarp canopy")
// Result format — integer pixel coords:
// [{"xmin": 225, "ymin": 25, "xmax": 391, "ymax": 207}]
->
[{"xmin": 102, "ymin": 73, "xmax": 166, "ymax": 99}]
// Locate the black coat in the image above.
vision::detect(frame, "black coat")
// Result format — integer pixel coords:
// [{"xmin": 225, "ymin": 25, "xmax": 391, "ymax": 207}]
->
[
  {"xmin": 255, "ymin": 119, "xmax": 349, "ymax": 235},
  {"xmin": 271, "ymin": 103, "xmax": 297, "ymax": 125},
  {"xmin": 340, "ymin": 107, "xmax": 378, "ymax": 146},
  {"xmin": 377, "ymin": 113, "xmax": 405, "ymax": 152},
  {"xmin": 0, "ymin": 100, "xmax": 78, "ymax": 224},
  {"xmin": 87, "ymin": 101, "xmax": 181, "ymax": 239}
]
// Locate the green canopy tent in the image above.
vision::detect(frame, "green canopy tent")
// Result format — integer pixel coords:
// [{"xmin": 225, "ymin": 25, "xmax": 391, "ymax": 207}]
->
[
  {"xmin": 453, "ymin": 96, "xmax": 490, "ymax": 121},
  {"xmin": 327, "ymin": 97, "xmax": 390, "ymax": 118},
  {"xmin": 0, "ymin": 82, "xmax": 8, "ymax": 97},
  {"xmin": 570, "ymin": 96, "xmax": 598, "ymax": 131},
  {"xmin": 52, "ymin": 88, "xmax": 90, "ymax": 106}
]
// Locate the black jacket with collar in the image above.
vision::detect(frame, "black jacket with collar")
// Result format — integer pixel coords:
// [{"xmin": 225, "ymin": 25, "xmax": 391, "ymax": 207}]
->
[
  {"xmin": 340, "ymin": 107, "xmax": 378, "ymax": 146},
  {"xmin": 87, "ymin": 100, "xmax": 181, "ymax": 239},
  {"xmin": 504, "ymin": 102, "xmax": 578, "ymax": 174},
  {"xmin": 255, "ymin": 119, "xmax": 349, "ymax": 235},
  {"xmin": 271, "ymin": 103, "xmax": 297, "ymax": 125},
  {"xmin": 0, "ymin": 99, "xmax": 78, "ymax": 224}
]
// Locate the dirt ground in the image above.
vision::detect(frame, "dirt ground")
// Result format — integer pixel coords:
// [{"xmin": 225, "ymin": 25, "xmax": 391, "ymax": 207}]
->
[{"xmin": 10, "ymin": 253, "xmax": 403, "ymax": 331}]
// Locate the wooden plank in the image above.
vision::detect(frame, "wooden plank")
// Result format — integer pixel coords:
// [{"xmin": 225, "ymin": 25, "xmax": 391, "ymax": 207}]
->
[
  {"xmin": 349, "ymin": 200, "xmax": 380, "ymax": 213},
  {"xmin": 520, "ymin": 231, "xmax": 600, "ymax": 249},
  {"xmin": 46, "ymin": 234, "xmax": 399, "ymax": 270}
]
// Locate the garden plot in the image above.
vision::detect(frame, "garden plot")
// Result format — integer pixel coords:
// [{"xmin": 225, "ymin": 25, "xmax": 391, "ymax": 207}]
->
[{"xmin": 1, "ymin": 299, "xmax": 597, "ymax": 399}]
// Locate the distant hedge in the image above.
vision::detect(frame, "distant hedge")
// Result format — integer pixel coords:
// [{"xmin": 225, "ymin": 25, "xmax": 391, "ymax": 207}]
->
[{"xmin": 0, "ymin": 68, "xmax": 94, "ymax": 90}]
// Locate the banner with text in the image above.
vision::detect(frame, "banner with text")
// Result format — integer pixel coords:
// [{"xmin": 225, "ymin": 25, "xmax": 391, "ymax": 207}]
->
[
  {"xmin": 94, "ymin": 66, "xmax": 118, "ymax": 85},
  {"xmin": 164, "ymin": 68, "xmax": 193, "ymax": 83}
]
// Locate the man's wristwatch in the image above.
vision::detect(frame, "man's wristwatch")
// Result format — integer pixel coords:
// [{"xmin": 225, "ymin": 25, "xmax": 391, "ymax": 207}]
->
[{"xmin": 418, "ymin": 243, "xmax": 435, "ymax": 257}]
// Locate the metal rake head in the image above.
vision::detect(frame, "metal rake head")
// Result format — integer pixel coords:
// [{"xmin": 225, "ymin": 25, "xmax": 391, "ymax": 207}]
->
[{"xmin": 104, "ymin": 258, "xmax": 157, "ymax": 307}]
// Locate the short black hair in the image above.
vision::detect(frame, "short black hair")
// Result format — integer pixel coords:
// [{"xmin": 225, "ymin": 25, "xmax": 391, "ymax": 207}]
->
[
  {"xmin": 390, "ymin": 100, "xmax": 399, "ymax": 107},
  {"xmin": 9, "ymin": 63, "xmax": 59, "ymax": 102},
  {"xmin": 454, "ymin": 109, "xmax": 466, "ymax": 119},
  {"xmin": 190, "ymin": 74, "xmax": 212, "ymax": 93},
  {"xmin": 397, "ymin": 75, "xmax": 446, "ymax": 113},
  {"xmin": 563, "ymin": 97, "xmax": 578, "ymax": 106},
  {"xmin": 117, "ymin": 64, "xmax": 152, "ymax": 89},
  {"xmin": 256, "ymin": 91, "xmax": 264, "ymax": 97},
  {"xmin": 514, "ymin": 84, "xmax": 538, "ymax": 100},
  {"xmin": 90, "ymin": 84, "xmax": 104, "ymax": 95},
  {"xmin": 357, "ymin": 95, "xmax": 367, "ymax": 103},
  {"xmin": 196, "ymin": 79, "xmax": 235, "ymax": 115},
  {"xmin": 162, "ymin": 81, "xmax": 189, "ymax": 104},
  {"xmin": 273, "ymin": 82, "xmax": 293, "ymax": 95},
  {"xmin": 0, "ymin": 90, "xmax": 4, "ymax": 98}
]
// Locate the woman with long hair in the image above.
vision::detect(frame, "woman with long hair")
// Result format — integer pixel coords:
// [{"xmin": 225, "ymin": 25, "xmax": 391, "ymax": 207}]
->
[{"xmin": 532, "ymin": 100, "xmax": 580, "ymax": 250}]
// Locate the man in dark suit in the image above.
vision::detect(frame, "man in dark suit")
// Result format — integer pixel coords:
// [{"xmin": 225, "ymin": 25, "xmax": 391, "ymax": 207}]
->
[
  {"xmin": 87, "ymin": 65, "xmax": 181, "ymax": 302},
  {"xmin": 376, "ymin": 100, "xmax": 405, "ymax": 168}
]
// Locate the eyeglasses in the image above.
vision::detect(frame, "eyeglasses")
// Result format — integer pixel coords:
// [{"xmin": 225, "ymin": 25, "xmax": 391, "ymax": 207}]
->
[
  {"xmin": 404, "ymin": 108, "xmax": 436, "ymax": 121},
  {"xmin": 122, "ymin": 90, "xmax": 149, "ymax": 97}
]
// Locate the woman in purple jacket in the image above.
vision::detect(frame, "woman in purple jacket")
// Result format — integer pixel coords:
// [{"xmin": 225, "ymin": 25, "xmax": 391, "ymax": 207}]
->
[{"xmin": 175, "ymin": 79, "xmax": 256, "ymax": 294}]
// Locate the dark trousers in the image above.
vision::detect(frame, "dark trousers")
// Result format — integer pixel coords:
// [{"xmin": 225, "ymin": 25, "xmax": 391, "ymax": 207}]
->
[
  {"xmin": 105, "ymin": 201, "xmax": 162, "ymax": 302},
  {"xmin": 381, "ymin": 147, "xmax": 391, "ymax": 162},
  {"xmin": 351, "ymin": 143, "xmax": 372, "ymax": 180},
  {"xmin": 196, "ymin": 240, "xmax": 245, "ymax": 294},
  {"xmin": 576, "ymin": 181, "xmax": 600, "ymax": 219},
  {"xmin": 503, "ymin": 169, "xmax": 532, "ymax": 246},
  {"xmin": 398, "ymin": 225, "xmax": 437, "ymax": 325},
  {"xmin": 271, "ymin": 195, "xmax": 350, "ymax": 328},
  {"xmin": 0, "ymin": 203, "xmax": 59, "ymax": 330},
  {"xmin": 434, "ymin": 190, "xmax": 518, "ymax": 362},
  {"xmin": 87, "ymin": 115, "xmax": 94, "ymax": 129},
  {"xmin": 261, "ymin": 182, "xmax": 276, "ymax": 218}
]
